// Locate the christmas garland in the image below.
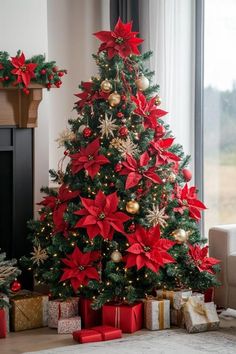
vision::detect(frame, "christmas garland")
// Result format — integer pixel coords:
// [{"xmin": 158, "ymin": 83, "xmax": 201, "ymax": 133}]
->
[{"xmin": 0, "ymin": 50, "xmax": 67, "ymax": 94}]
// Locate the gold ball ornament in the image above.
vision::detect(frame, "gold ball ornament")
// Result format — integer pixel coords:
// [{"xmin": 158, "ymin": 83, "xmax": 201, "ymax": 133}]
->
[
  {"xmin": 171, "ymin": 229, "xmax": 190, "ymax": 244},
  {"xmin": 168, "ymin": 172, "xmax": 177, "ymax": 183},
  {"xmin": 135, "ymin": 75, "xmax": 149, "ymax": 91},
  {"xmin": 108, "ymin": 92, "xmax": 121, "ymax": 107},
  {"xmin": 155, "ymin": 95, "xmax": 162, "ymax": 106},
  {"xmin": 100, "ymin": 79, "xmax": 112, "ymax": 93},
  {"xmin": 110, "ymin": 250, "xmax": 122, "ymax": 263},
  {"xmin": 126, "ymin": 200, "xmax": 140, "ymax": 214}
]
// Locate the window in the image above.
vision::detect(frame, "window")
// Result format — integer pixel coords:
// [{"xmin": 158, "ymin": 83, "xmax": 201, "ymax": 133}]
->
[{"xmin": 204, "ymin": 0, "xmax": 236, "ymax": 232}]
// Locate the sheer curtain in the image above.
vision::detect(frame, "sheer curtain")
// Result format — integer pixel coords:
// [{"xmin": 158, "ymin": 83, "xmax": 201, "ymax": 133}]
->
[{"xmin": 140, "ymin": 0, "xmax": 196, "ymax": 172}]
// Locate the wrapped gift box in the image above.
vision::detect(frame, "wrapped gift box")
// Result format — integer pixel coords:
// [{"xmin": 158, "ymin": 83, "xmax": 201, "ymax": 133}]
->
[
  {"xmin": 144, "ymin": 299, "xmax": 170, "ymax": 330},
  {"xmin": 0, "ymin": 293, "xmax": 9, "ymax": 333},
  {"xmin": 48, "ymin": 297, "xmax": 79, "ymax": 328},
  {"xmin": 102, "ymin": 302, "xmax": 143, "ymax": 333},
  {"xmin": 73, "ymin": 325, "xmax": 122, "ymax": 343},
  {"xmin": 0, "ymin": 309, "xmax": 7, "ymax": 338},
  {"xmin": 183, "ymin": 297, "xmax": 220, "ymax": 333},
  {"xmin": 58, "ymin": 316, "xmax": 81, "ymax": 334},
  {"xmin": 156, "ymin": 289, "xmax": 192, "ymax": 310},
  {"xmin": 79, "ymin": 298, "xmax": 102, "ymax": 328},
  {"xmin": 204, "ymin": 288, "xmax": 214, "ymax": 303},
  {"xmin": 10, "ymin": 293, "xmax": 48, "ymax": 331},
  {"xmin": 170, "ymin": 308, "xmax": 185, "ymax": 327},
  {"xmin": 192, "ymin": 292, "xmax": 205, "ymax": 302}
]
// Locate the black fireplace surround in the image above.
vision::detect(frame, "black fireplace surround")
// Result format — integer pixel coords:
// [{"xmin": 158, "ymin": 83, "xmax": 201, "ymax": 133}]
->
[{"xmin": 0, "ymin": 127, "xmax": 33, "ymax": 264}]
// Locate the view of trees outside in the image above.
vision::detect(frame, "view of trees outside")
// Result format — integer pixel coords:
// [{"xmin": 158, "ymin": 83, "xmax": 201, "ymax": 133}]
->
[{"xmin": 204, "ymin": 0, "xmax": 236, "ymax": 233}]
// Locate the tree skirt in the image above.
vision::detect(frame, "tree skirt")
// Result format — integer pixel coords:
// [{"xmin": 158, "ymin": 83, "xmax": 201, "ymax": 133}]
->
[{"xmin": 24, "ymin": 328, "xmax": 236, "ymax": 354}]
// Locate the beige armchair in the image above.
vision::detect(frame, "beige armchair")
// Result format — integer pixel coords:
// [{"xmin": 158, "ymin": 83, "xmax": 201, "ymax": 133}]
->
[{"xmin": 209, "ymin": 225, "xmax": 236, "ymax": 309}]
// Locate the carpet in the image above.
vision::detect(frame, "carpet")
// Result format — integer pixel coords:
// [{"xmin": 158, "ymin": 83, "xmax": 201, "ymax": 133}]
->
[{"xmin": 24, "ymin": 328, "xmax": 236, "ymax": 354}]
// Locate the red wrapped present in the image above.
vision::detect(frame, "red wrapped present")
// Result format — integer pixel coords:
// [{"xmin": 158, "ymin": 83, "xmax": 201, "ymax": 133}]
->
[
  {"xmin": 73, "ymin": 329, "xmax": 102, "ymax": 343},
  {"xmin": 93, "ymin": 325, "xmax": 122, "ymax": 340},
  {"xmin": 48, "ymin": 297, "xmax": 79, "ymax": 328},
  {"xmin": 102, "ymin": 302, "xmax": 143, "ymax": 333},
  {"xmin": 204, "ymin": 288, "xmax": 214, "ymax": 303},
  {"xmin": 0, "ymin": 309, "xmax": 7, "ymax": 338},
  {"xmin": 79, "ymin": 298, "xmax": 102, "ymax": 328},
  {"xmin": 73, "ymin": 325, "xmax": 122, "ymax": 343}
]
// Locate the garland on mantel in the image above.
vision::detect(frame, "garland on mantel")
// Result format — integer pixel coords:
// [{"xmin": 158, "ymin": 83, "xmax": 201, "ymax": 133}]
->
[{"xmin": 0, "ymin": 50, "xmax": 67, "ymax": 94}]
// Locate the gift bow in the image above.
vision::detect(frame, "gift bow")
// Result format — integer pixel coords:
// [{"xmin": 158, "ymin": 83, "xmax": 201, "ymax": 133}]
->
[{"xmin": 187, "ymin": 297, "xmax": 209, "ymax": 322}]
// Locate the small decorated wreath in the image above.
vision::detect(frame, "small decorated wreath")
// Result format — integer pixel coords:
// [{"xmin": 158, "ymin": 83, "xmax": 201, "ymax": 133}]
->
[{"xmin": 0, "ymin": 50, "xmax": 67, "ymax": 94}]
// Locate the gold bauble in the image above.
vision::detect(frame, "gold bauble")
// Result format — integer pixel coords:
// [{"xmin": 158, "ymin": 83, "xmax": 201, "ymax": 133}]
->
[
  {"xmin": 171, "ymin": 229, "xmax": 189, "ymax": 244},
  {"xmin": 108, "ymin": 92, "xmax": 121, "ymax": 107},
  {"xmin": 126, "ymin": 200, "xmax": 140, "ymax": 214},
  {"xmin": 100, "ymin": 79, "xmax": 112, "ymax": 93},
  {"xmin": 135, "ymin": 75, "xmax": 149, "ymax": 91},
  {"xmin": 111, "ymin": 250, "xmax": 122, "ymax": 263},
  {"xmin": 155, "ymin": 95, "xmax": 162, "ymax": 106},
  {"xmin": 168, "ymin": 172, "xmax": 177, "ymax": 183}
]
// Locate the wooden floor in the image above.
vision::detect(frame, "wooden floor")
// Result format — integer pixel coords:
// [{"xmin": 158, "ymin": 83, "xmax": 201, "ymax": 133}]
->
[{"xmin": 1, "ymin": 327, "xmax": 75, "ymax": 354}]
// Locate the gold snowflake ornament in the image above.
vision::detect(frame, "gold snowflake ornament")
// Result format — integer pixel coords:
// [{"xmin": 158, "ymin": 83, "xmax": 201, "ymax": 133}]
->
[
  {"xmin": 110, "ymin": 136, "xmax": 139, "ymax": 157},
  {"xmin": 146, "ymin": 204, "xmax": 169, "ymax": 227},
  {"xmin": 55, "ymin": 128, "xmax": 76, "ymax": 147},
  {"xmin": 98, "ymin": 113, "xmax": 119, "ymax": 138},
  {"xmin": 30, "ymin": 245, "xmax": 48, "ymax": 266}
]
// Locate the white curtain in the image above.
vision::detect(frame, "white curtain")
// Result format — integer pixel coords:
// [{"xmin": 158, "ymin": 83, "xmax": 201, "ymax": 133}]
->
[{"xmin": 140, "ymin": 0, "xmax": 196, "ymax": 171}]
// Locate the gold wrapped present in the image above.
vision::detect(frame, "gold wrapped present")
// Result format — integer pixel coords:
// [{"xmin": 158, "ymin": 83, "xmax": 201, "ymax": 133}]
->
[
  {"xmin": 183, "ymin": 296, "xmax": 220, "ymax": 333},
  {"xmin": 156, "ymin": 289, "xmax": 192, "ymax": 310},
  {"xmin": 144, "ymin": 298, "xmax": 170, "ymax": 330},
  {"xmin": 170, "ymin": 308, "xmax": 185, "ymax": 327},
  {"xmin": 10, "ymin": 293, "xmax": 49, "ymax": 331}
]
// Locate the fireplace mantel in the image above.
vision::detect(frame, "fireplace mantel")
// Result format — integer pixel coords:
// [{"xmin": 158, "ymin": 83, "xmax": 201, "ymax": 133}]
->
[{"xmin": 0, "ymin": 83, "xmax": 45, "ymax": 128}]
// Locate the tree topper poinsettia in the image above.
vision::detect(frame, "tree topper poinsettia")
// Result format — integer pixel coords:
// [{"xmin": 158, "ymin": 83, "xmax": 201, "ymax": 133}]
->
[
  {"xmin": 11, "ymin": 52, "xmax": 37, "ymax": 88},
  {"xmin": 119, "ymin": 152, "xmax": 162, "ymax": 189},
  {"xmin": 132, "ymin": 92, "xmax": 167, "ymax": 129},
  {"xmin": 94, "ymin": 18, "xmax": 143, "ymax": 59},
  {"xmin": 125, "ymin": 225, "xmax": 175, "ymax": 272},
  {"xmin": 173, "ymin": 184, "xmax": 206, "ymax": 221},
  {"xmin": 75, "ymin": 190, "xmax": 131, "ymax": 240},
  {"xmin": 188, "ymin": 244, "xmax": 220, "ymax": 274},
  {"xmin": 70, "ymin": 138, "xmax": 110, "ymax": 179},
  {"xmin": 60, "ymin": 246, "xmax": 100, "ymax": 292}
]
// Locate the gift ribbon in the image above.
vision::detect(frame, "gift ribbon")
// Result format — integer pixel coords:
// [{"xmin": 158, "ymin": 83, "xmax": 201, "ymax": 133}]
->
[
  {"xmin": 158, "ymin": 300, "xmax": 164, "ymax": 330},
  {"xmin": 114, "ymin": 306, "xmax": 121, "ymax": 328},
  {"xmin": 161, "ymin": 290, "xmax": 174, "ymax": 307}
]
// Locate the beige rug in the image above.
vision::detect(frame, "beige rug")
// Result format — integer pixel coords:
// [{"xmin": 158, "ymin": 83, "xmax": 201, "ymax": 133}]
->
[{"xmin": 24, "ymin": 328, "xmax": 236, "ymax": 354}]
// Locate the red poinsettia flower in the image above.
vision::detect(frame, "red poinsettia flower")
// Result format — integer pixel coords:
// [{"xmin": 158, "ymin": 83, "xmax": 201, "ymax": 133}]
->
[
  {"xmin": 38, "ymin": 184, "xmax": 80, "ymax": 235},
  {"xmin": 70, "ymin": 138, "xmax": 110, "ymax": 179},
  {"xmin": 150, "ymin": 137, "xmax": 180, "ymax": 165},
  {"xmin": 131, "ymin": 92, "xmax": 167, "ymax": 129},
  {"xmin": 11, "ymin": 52, "xmax": 37, "ymax": 87},
  {"xmin": 125, "ymin": 225, "xmax": 175, "ymax": 272},
  {"xmin": 60, "ymin": 246, "xmax": 100, "ymax": 292},
  {"xmin": 173, "ymin": 184, "xmax": 206, "ymax": 220},
  {"xmin": 75, "ymin": 82, "xmax": 110, "ymax": 111},
  {"xmin": 94, "ymin": 18, "xmax": 143, "ymax": 59},
  {"xmin": 119, "ymin": 152, "xmax": 162, "ymax": 189},
  {"xmin": 74, "ymin": 191, "xmax": 131, "ymax": 240},
  {"xmin": 188, "ymin": 244, "xmax": 220, "ymax": 274}
]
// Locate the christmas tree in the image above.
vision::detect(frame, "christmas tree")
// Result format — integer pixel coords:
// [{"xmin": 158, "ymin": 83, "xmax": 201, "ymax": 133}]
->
[
  {"xmin": 21, "ymin": 19, "xmax": 220, "ymax": 309},
  {"xmin": 0, "ymin": 251, "xmax": 21, "ymax": 308}
]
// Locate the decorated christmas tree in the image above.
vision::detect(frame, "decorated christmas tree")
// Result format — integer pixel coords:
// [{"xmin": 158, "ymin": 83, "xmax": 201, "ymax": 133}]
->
[{"xmin": 21, "ymin": 19, "xmax": 220, "ymax": 309}]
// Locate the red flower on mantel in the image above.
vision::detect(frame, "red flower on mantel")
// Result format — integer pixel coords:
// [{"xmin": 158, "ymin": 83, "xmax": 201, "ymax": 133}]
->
[
  {"xmin": 60, "ymin": 246, "xmax": 100, "ymax": 292},
  {"xmin": 94, "ymin": 18, "xmax": 143, "ymax": 59},
  {"xmin": 11, "ymin": 52, "xmax": 37, "ymax": 87},
  {"xmin": 188, "ymin": 244, "xmax": 220, "ymax": 274},
  {"xmin": 75, "ymin": 190, "xmax": 131, "ymax": 240},
  {"xmin": 125, "ymin": 225, "xmax": 175, "ymax": 272},
  {"xmin": 70, "ymin": 138, "xmax": 110, "ymax": 179},
  {"xmin": 150, "ymin": 137, "xmax": 180, "ymax": 165},
  {"xmin": 119, "ymin": 152, "xmax": 162, "ymax": 189},
  {"xmin": 173, "ymin": 184, "xmax": 206, "ymax": 221}
]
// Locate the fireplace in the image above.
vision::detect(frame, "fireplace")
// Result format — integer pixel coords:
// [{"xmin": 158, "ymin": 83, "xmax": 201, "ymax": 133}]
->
[{"xmin": 0, "ymin": 84, "xmax": 43, "ymax": 287}]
